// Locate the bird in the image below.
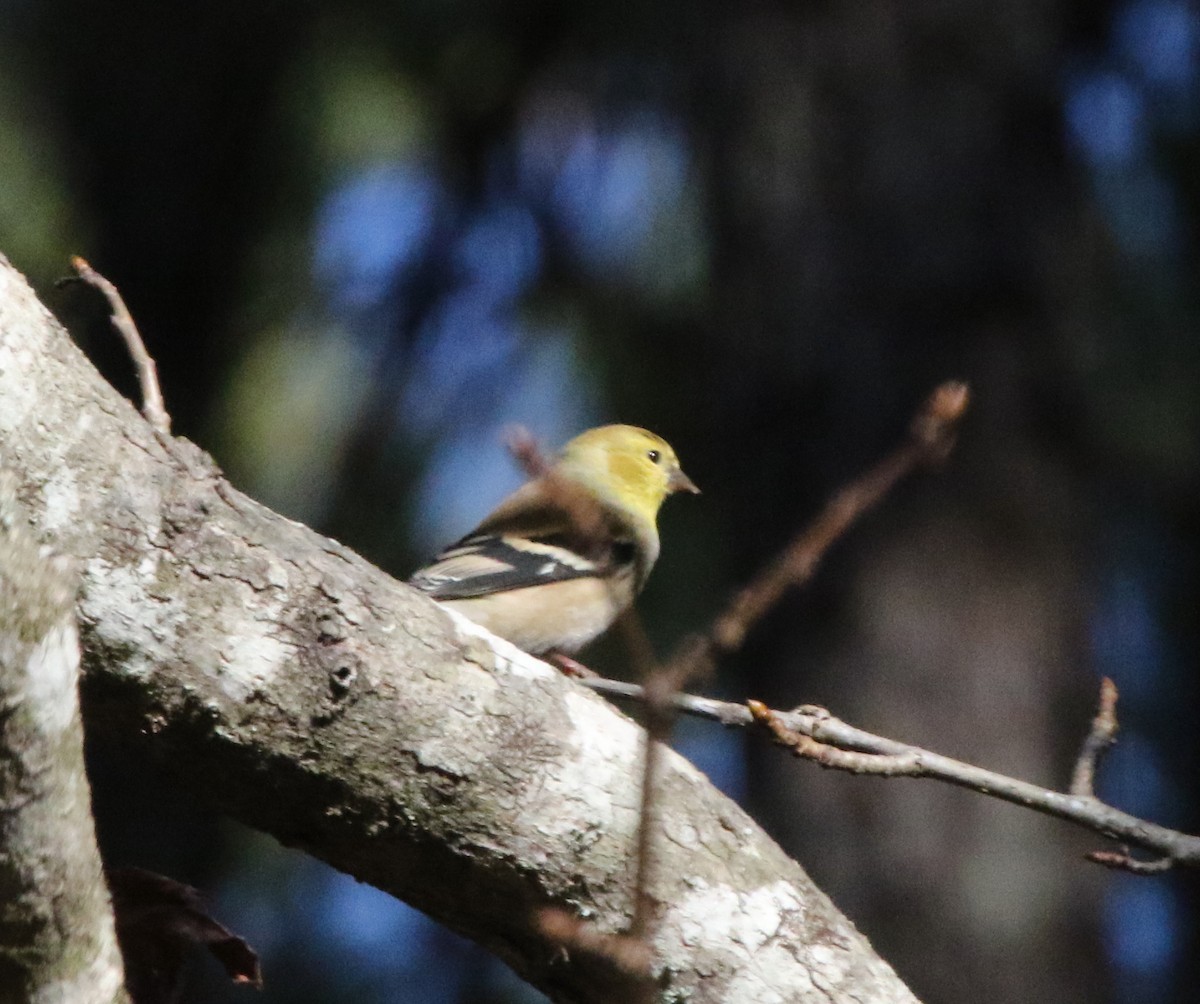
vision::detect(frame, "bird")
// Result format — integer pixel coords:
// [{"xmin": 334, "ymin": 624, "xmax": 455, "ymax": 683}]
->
[{"xmin": 409, "ymin": 425, "xmax": 699, "ymax": 657}]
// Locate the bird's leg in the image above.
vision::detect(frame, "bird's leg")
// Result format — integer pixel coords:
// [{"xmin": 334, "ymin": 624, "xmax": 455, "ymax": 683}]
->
[{"xmin": 547, "ymin": 651, "xmax": 599, "ymax": 679}]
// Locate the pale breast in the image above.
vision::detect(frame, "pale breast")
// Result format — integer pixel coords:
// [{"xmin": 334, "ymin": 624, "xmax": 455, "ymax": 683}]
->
[{"xmin": 440, "ymin": 574, "xmax": 635, "ymax": 655}]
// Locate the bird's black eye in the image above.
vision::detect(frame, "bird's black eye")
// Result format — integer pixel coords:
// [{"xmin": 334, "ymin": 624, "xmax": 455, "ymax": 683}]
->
[{"xmin": 647, "ymin": 449, "xmax": 661, "ymax": 464}]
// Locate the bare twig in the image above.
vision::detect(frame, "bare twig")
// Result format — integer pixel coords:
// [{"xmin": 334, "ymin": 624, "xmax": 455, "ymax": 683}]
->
[
  {"xmin": 626, "ymin": 664, "xmax": 674, "ymax": 943},
  {"xmin": 524, "ymin": 387, "xmax": 974, "ymax": 981},
  {"xmin": 608, "ymin": 616, "xmax": 706, "ymax": 985},
  {"xmin": 710, "ymin": 380, "xmax": 968, "ymax": 653},
  {"xmin": 1068, "ymin": 681, "xmax": 1176, "ymax": 871},
  {"xmin": 580, "ymin": 677, "xmax": 1200, "ymax": 872},
  {"xmin": 67, "ymin": 256, "xmax": 171, "ymax": 435},
  {"xmin": 504, "ymin": 424, "xmax": 548, "ymax": 476},
  {"xmin": 506, "ymin": 430, "xmax": 683, "ymax": 988},
  {"xmin": 536, "ymin": 908, "xmax": 654, "ymax": 987},
  {"xmin": 1070, "ymin": 676, "xmax": 1118, "ymax": 797},
  {"xmin": 748, "ymin": 700, "xmax": 923, "ymax": 774},
  {"xmin": 1085, "ymin": 850, "xmax": 1174, "ymax": 875},
  {"xmin": 629, "ymin": 736, "xmax": 663, "ymax": 944},
  {"xmin": 505, "ymin": 425, "xmax": 611, "ymax": 562}
]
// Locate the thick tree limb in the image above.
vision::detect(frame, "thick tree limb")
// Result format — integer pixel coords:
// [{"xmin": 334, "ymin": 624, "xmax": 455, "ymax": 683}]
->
[
  {"xmin": 0, "ymin": 252, "xmax": 918, "ymax": 1003},
  {"xmin": 0, "ymin": 475, "xmax": 129, "ymax": 1003}
]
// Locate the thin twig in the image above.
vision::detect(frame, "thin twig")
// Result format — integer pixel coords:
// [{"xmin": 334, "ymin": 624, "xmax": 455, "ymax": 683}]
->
[
  {"xmin": 626, "ymin": 664, "xmax": 672, "ymax": 941},
  {"xmin": 1070, "ymin": 677, "xmax": 1119, "ymax": 797},
  {"xmin": 536, "ymin": 908, "xmax": 654, "ymax": 987},
  {"xmin": 1085, "ymin": 850, "xmax": 1174, "ymax": 875},
  {"xmin": 580, "ymin": 677, "xmax": 1200, "ymax": 871},
  {"xmin": 748, "ymin": 700, "xmax": 924, "ymax": 774},
  {"xmin": 504, "ymin": 424, "xmax": 548, "ymax": 477},
  {"xmin": 629, "ymin": 720, "xmax": 664, "ymax": 944},
  {"xmin": 522, "ymin": 387, "xmax": 973, "ymax": 978},
  {"xmin": 709, "ymin": 380, "xmax": 968, "ymax": 654},
  {"xmin": 67, "ymin": 256, "xmax": 171, "ymax": 435},
  {"xmin": 506, "ymin": 430, "xmax": 681, "ymax": 990},
  {"xmin": 608, "ymin": 616, "xmax": 709, "ymax": 990},
  {"xmin": 505, "ymin": 425, "xmax": 610, "ymax": 559}
]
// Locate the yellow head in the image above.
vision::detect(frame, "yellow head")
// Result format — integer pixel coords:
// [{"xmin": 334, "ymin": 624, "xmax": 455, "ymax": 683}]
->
[{"xmin": 557, "ymin": 425, "xmax": 699, "ymax": 527}]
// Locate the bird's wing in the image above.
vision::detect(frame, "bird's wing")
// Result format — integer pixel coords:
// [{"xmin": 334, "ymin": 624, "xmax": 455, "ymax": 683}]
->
[
  {"xmin": 410, "ymin": 476, "xmax": 643, "ymax": 601},
  {"xmin": 409, "ymin": 532, "xmax": 621, "ymax": 600}
]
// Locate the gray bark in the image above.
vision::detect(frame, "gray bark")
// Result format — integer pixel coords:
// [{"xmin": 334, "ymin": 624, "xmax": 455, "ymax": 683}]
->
[
  {"xmin": 0, "ymin": 253, "xmax": 917, "ymax": 1004},
  {"xmin": 0, "ymin": 474, "xmax": 128, "ymax": 1003}
]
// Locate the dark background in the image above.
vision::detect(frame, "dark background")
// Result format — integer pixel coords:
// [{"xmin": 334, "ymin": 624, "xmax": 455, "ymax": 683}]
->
[{"xmin": 1, "ymin": 2, "xmax": 1197, "ymax": 1002}]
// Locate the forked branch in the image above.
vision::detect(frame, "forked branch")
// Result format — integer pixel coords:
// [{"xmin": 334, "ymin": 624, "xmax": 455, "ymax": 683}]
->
[{"xmin": 582, "ymin": 676, "xmax": 1200, "ymax": 872}]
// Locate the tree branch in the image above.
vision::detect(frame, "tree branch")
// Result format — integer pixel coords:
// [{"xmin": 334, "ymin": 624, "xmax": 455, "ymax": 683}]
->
[
  {"xmin": 0, "ymin": 252, "xmax": 919, "ymax": 1003},
  {"xmin": 64, "ymin": 256, "xmax": 171, "ymax": 436},
  {"xmin": 1069, "ymin": 676, "xmax": 1118, "ymax": 798},
  {"xmin": 0, "ymin": 474, "xmax": 129, "ymax": 1003},
  {"xmin": 581, "ymin": 678, "xmax": 1200, "ymax": 871},
  {"xmin": 708, "ymin": 381, "xmax": 968, "ymax": 655}
]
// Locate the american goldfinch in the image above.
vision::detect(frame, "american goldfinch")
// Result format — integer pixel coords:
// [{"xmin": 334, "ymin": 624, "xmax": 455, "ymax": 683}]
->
[{"xmin": 409, "ymin": 425, "xmax": 698, "ymax": 655}]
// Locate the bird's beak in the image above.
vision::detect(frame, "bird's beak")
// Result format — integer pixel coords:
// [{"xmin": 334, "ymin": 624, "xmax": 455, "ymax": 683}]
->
[{"xmin": 669, "ymin": 467, "xmax": 701, "ymax": 495}]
